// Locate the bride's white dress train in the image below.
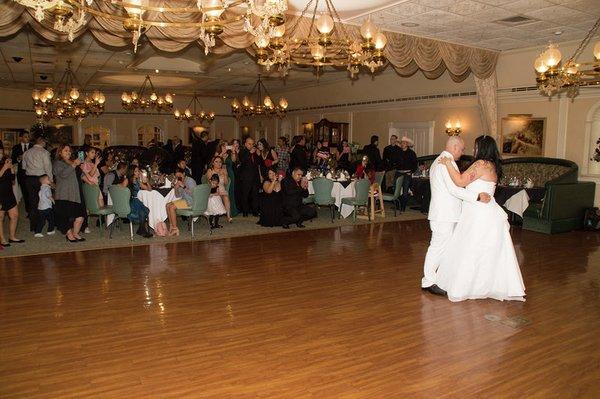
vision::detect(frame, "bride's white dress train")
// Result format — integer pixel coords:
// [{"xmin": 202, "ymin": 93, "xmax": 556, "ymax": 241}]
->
[{"xmin": 435, "ymin": 179, "xmax": 526, "ymax": 302}]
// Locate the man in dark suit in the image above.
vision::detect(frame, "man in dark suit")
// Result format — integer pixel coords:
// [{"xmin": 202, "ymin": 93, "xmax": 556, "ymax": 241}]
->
[
  {"xmin": 191, "ymin": 130, "xmax": 209, "ymax": 183},
  {"xmin": 290, "ymin": 135, "xmax": 308, "ymax": 172},
  {"xmin": 281, "ymin": 167, "xmax": 317, "ymax": 228},
  {"xmin": 162, "ymin": 136, "xmax": 185, "ymax": 174},
  {"xmin": 11, "ymin": 131, "xmax": 31, "ymax": 215},
  {"xmin": 362, "ymin": 134, "xmax": 382, "ymax": 171},
  {"xmin": 237, "ymin": 136, "xmax": 260, "ymax": 216}
]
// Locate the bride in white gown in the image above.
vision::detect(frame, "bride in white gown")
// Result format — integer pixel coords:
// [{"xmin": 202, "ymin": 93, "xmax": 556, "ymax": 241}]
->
[{"xmin": 435, "ymin": 135, "xmax": 525, "ymax": 302}]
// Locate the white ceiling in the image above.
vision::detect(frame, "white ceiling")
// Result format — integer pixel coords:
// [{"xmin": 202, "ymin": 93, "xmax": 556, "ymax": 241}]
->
[
  {"xmin": 0, "ymin": 0, "xmax": 598, "ymax": 95},
  {"xmin": 345, "ymin": 0, "xmax": 600, "ymax": 51}
]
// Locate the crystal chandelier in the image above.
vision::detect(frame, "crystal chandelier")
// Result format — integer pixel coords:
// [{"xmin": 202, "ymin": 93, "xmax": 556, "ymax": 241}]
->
[
  {"xmin": 534, "ymin": 17, "xmax": 600, "ymax": 99},
  {"xmin": 243, "ymin": 0, "xmax": 288, "ymax": 47},
  {"xmin": 174, "ymin": 92, "xmax": 215, "ymax": 123},
  {"xmin": 12, "ymin": 0, "xmax": 244, "ymax": 54},
  {"xmin": 32, "ymin": 60, "xmax": 105, "ymax": 121},
  {"xmin": 121, "ymin": 75, "xmax": 174, "ymax": 111},
  {"xmin": 230, "ymin": 75, "xmax": 288, "ymax": 119},
  {"xmin": 253, "ymin": 0, "xmax": 387, "ymax": 79}
]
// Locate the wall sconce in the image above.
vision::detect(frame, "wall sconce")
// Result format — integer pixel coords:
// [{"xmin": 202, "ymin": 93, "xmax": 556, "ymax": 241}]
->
[{"xmin": 445, "ymin": 120, "xmax": 461, "ymax": 136}]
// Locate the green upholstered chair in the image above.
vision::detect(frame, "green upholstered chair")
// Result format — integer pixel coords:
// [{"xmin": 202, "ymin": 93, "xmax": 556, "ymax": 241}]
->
[
  {"xmin": 341, "ymin": 179, "xmax": 371, "ymax": 221},
  {"xmin": 108, "ymin": 185, "xmax": 134, "ymax": 240},
  {"xmin": 312, "ymin": 178, "xmax": 336, "ymax": 222},
  {"xmin": 82, "ymin": 184, "xmax": 114, "ymax": 234},
  {"xmin": 382, "ymin": 175, "xmax": 404, "ymax": 216},
  {"xmin": 175, "ymin": 184, "xmax": 211, "ymax": 237}
]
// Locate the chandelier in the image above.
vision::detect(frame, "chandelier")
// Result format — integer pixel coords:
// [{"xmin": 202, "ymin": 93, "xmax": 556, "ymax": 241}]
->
[
  {"xmin": 253, "ymin": 0, "xmax": 387, "ymax": 78},
  {"xmin": 121, "ymin": 75, "xmax": 174, "ymax": 111},
  {"xmin": 534, "ymin": 17, "xmax": 600, "ymax": 99},
  {"xmin": 243, "ymin": 0, "xmax": 288, "ymax": 47},
  {"xmin": 174, "ymin": 92, "xmax": 215, "ymax": 123},
  {"xmin": 32, "ymin": 60, "xmax": 105, "ymax": 121},
  {"xmin": 230, "ymin": 75, "xmax": 288, "ymax": 118}
]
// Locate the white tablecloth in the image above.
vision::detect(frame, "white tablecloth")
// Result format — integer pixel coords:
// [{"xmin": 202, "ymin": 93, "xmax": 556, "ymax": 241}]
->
[
  {"xmin": 308, "ymin": 180, "xmax": 356, "ymax": 218},
  {"xmin": 137, "ymin": 189, "xmax": 177, "ymax": 229},
  {"xmin": 504, "ymin": 189, "xmax": 530, "ymax": 217}
]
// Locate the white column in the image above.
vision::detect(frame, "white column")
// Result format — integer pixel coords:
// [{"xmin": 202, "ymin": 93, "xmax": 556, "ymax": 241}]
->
[{"xmin": 556, "ymin": 96, "xmax": 570, "ymax": 158}]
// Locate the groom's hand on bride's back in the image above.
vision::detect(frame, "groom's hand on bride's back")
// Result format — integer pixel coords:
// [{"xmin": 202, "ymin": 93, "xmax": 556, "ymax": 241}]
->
[{"xmin": 477, "ymin": 193, "xmax": 491, "ymax": 203}]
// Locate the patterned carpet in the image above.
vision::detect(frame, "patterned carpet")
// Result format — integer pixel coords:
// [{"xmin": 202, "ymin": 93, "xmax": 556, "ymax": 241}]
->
[{"xmin": 0, "ymin": 203, "xmax": 427, "ymax": 258}]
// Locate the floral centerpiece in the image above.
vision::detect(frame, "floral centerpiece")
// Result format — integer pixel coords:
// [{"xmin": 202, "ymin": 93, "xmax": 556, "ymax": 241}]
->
[{"xmin": 592, "ymin": 137, "xmax": 600, "ymax": 163}]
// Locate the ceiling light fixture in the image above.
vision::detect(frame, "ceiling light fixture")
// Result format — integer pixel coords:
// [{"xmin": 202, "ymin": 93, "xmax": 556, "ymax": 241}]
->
[
  {"xmin": 534, "ymin": 17, "xmax": 600, "ymax": 99},
  {"xmin": 230, "ymin": 74, "xmax": 288, "ymax": 119},
  {"xmin": 121, "ymin": 74, "xmax": 174, "ymax": 111},
  {"xmin": 174, "ymin": 92, "xmax": 215, "ymax": 123}
]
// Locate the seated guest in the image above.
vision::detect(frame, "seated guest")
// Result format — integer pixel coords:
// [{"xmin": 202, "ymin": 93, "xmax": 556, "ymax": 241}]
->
[
  {"xmin": 80, "ymin": 146, "xmax": 104, "ymax": 207},
  {"xmin": 355, "ymin": 155, "xmax": 376, "ymax": 184},
  {"xmin": 103, "ymin": 161, "xmax": 127, "ymax": 198},
  {"xmin": 205, "ymin": 173, "xmax": 227, "ymax": 229},
  {"xmin": 166, "ymin": 168, "xmax": 197, "ymax": 236},
  {"xmin": 259, "ymin": 168, "xmax": 283, "ymax": 227},
  {"xmin": 177, "ymin": 158, "xmax": 193, "ymax": 178},
  {"xmin": 315, "ymin": 140, "xmax": 331, "ymax": 170},
  {"xmin": 118, "ymin": 166, "xmax": 153, "ymax": 238},
  {"xmin": 281, "ymin": 167, "xmax": 317, "ymax": 229},
  {"xmin": 131, "ymin": 157, "xmax": 140, "ymax": 168},
  {"xmin": 206, "ymin": 156, "xmax": 232, "ymax": 222},
  {"xmin": 311, "ymin": 140, "xmax": 323, "ymax": 166},
  {"xmin": 53, "ymin": 144, "xmax": 86, "ymax": 243},
  {"xmin": 337, "ymin": 140, "xmax": 352, "ymax": 172}
]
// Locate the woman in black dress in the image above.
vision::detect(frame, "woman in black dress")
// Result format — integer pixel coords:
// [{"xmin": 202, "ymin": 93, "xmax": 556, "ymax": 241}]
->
[
  {"xmin": 257, "ymin": 138, "xmax": 278, "ymax": 183},
  {"xmin": 53, "ymin": 144, "xmax": 87, "ymax": 243},
  {"xmin": 259, "ymin": 168, "xmax": 283, "ymax": 227},
  {"xmin": 0, "ymin": 156, "xmax": 23, "ymax": 246}
]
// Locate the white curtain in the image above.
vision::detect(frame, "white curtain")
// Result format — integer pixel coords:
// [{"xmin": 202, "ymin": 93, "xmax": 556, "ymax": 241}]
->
[{"xmin": 474, "ymin": 71, "xmax": 499, "ymax": 138}]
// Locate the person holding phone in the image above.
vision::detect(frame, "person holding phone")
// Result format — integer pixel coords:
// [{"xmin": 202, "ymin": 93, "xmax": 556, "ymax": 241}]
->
[
  {"xmin": 80, "ymin": 146, "xmax": 104, "ymax": 207},
  {"xmin": 280, "ymin": 167, "xmax": 316, "ymax": 229},
  {"xmin": 53, "ymin": 144, "xmax": 86, "ymax": 243}
]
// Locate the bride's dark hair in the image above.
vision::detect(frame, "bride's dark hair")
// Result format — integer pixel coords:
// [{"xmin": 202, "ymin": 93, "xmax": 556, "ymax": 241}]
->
[{"xmin": 474, "ymin": 135, "xmax": 502, "ymax": 180}]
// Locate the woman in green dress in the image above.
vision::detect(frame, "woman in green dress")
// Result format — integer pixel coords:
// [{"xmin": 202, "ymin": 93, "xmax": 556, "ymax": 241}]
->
[{"xmin": 216, "ymin": 140, "xmax": 239, "ymax": 217}]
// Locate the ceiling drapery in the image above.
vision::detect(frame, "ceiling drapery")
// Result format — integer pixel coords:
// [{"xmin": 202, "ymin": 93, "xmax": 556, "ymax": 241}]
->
[{"xmin": 0, "ymin": 1, "xmax": 498, "ymax": 80}]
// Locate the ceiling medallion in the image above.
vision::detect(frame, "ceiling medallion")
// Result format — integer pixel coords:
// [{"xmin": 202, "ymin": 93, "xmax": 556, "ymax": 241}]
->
[
  {"xmin": 121, "ymin": 75, "xmax": 174, "ymax": 112},
  {"xmin": 253, "ymin": 0, "xmax": 387, "ymax": 79},
  {"xmin": 174, "ymin": 92, "xmax": 215, "ymax": 123},
  {"xmin": 534, "ymin": 17, "xmax": 600, "ymax": 99},
  {"xmin": 32, "ymin": 60, "xmax": 105, "ymax": 121},
  {"xmin": 230, "ymin": 75, "xmax": 288, "ymax": 119}
]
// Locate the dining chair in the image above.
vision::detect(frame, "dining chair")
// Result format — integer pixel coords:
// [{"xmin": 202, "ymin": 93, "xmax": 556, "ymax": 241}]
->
[
  {"xmin": 108, "ymin": 185, "xmax": 134, "ymax": 240},
  {"xmin": 175, "ymin": 184, "xmax": 211, "ymax": 237},
  {"xmin": 82, "ymin": 184, "xmax": 115, "ymax": 235},
  {"xmin": 312, "ymin": 177, "xmax": 336, "ymax": 223},
  {"xmin": 382, "ymin": 175, "xmax": 404, "ymax": 216},
  {"xmin": 341, "ymin": 179, "xmax": 371, "ymax": 221}
]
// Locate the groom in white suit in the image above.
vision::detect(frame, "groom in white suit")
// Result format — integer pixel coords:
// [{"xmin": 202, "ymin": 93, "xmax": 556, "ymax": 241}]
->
[{"xmin": 422, "ymin": 136, "xmax": 491, "ymax": 296}]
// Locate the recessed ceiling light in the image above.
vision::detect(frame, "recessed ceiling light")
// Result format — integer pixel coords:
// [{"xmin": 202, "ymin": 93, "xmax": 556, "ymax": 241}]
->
[
  {"xmin": 401, "ymin": 22, "xmax": 420, "ymax": 28},
  {"xmin": 554, "ymin": 30, "xmax": 563, "ymax": 35},
  {"xmin": 155, "ymin": 69, "xmax": 159, "ymax": 73},
  {"xmin": 228, "ymin": 67, "xmax": 231, "ymax": 72},
  {"xmin": 222, "ymin": 95, "xmax": 226, "ymax": 99}
]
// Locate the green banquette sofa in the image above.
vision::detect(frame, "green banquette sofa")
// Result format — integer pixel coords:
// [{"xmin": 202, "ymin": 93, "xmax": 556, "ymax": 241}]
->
[{"xmin": 416, "ymin": 155, "xmax": 596, "ymax": 234}]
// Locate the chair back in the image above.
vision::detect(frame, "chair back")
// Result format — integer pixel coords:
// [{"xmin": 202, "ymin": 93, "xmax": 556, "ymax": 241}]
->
[
  {"xmin": 375, "ymin": 171, "xmax": 385, "ymax": 187},
  {"xmin": 313, "ymin": 178, "xmax": 334, "ymax": 205},
  {"xmin": 393, "ymin": 175, "xmax": 404, "ymax": 200},
  {"xmin": 83, "ymin": 184, "xmax": 101, "ymax": 214},
  {"xmin": 201, "ymin": 175, "xmax": 209, "ymax": 184},
  {"xmin": 191, "ymin": 184, "xmax": 211, "ymax": 214},
  {"xmin": 354, "ymin": 179, "xmax": 371, "ymax": 205},
  {"xmin": 108, "ymin": 185, "xmax": 131, "ymax": 218}
]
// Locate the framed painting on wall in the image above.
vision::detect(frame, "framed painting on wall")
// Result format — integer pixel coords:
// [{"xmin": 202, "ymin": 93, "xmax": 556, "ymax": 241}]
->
[{"xmin": 500, "ymin": 116, "xmax": 545, "ymax": 156}]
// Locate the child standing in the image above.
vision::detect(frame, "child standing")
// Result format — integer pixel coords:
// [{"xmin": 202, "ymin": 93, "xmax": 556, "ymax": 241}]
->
[
  {"xmin": 35, "ymin": 174, "xmax": 55, "ymax": 237},
  {"xmin": 206, "ymin": 173, "xmax": 227, "ymax": 229}
]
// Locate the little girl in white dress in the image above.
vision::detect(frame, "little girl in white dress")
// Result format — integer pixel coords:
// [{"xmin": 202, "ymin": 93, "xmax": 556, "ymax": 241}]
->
[{"xmin": 205, "ymin": 173, "xmax": 227, "ymax": 229}]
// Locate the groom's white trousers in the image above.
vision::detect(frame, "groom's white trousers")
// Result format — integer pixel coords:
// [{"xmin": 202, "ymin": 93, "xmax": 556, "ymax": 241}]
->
[{"xmin": 422, "ymin": 221, "xmax": 456, "ymax": 288}]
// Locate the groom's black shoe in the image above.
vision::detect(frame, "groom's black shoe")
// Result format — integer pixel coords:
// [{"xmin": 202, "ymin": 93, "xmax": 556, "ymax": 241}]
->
[{"xmin": 423, "ymin": 285, "xmax": 447, "ymax": 296}]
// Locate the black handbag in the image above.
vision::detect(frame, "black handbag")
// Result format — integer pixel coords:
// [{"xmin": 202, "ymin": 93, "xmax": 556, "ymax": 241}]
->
[{"xmin": 583, "ymin": 207, "xmax": 600, "ymax": 231}]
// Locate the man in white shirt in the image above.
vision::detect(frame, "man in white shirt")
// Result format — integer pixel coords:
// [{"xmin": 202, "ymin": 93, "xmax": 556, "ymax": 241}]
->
[
  {"xmin": 422, "ymin": 136, "xmax": 491, "ymax": 296},
  {"xmin": 22, "ymin": 135, "xmax": 52, "ymax": 232}
]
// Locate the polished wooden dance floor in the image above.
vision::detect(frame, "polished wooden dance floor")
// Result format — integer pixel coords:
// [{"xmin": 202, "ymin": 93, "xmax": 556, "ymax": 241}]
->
[{"xmin": 1, "ymin": 220, "xmax": 599, "ymax": 398}]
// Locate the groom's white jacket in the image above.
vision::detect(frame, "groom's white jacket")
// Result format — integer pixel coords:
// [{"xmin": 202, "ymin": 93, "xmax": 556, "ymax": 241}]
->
[{"xmin": 428, "ymin": 151, "xmax": 478, "ymax": 223}]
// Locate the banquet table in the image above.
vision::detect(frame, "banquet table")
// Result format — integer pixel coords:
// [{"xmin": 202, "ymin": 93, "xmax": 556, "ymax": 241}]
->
[
  {"xmin": 308, "ymin": 180, "xmax": 356, "ymax": 219},
  {"xmin": 494, "ymin": 186, "xmax": 545, "ymax": 223},
  {"xmin": 137, "ymin": 188, "xmax": 177, "ymax": 229}
]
